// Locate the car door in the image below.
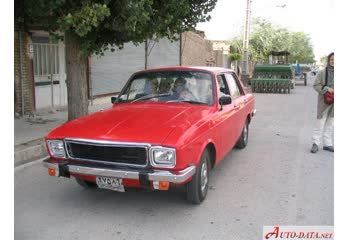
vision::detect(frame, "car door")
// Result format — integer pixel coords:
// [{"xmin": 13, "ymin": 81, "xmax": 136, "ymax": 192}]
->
[
  {"xmin": 224, "ymin": 72, "xmax": 247, "ymax": 143},
  {"xmin": 213, "ymin": 73, "xmax": 241, "ymax": 160}
]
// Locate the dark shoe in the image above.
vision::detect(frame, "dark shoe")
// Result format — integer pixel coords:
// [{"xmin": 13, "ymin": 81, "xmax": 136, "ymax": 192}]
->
[
  {"xmin": 323, "ymin": 146, "xmax": 334, "ymax": 152},
  {"xmin": 310, "ymin": 144, "xmax": 318, "ymax": 153}
]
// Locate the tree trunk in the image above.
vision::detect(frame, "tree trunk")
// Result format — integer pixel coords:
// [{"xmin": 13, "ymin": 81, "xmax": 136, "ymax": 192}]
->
[{"xmin": 65, "ymin": 32, "xmax": 88, "ymax": 121}]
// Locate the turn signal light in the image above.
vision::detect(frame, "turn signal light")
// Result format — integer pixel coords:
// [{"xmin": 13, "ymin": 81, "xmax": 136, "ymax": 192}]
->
[
  {"xmin": 48, "ymin": 168, "xmax": 56, "ymax": 176},
  {"xmin": 153, "ymin": 181, "xmax": 170, "ymax": 190},
  {"xmin": 159, "ymin": 181, "xmax": 170, "ymax": 190}
]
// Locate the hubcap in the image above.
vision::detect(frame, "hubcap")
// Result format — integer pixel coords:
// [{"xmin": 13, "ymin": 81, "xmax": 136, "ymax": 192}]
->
[
  {"xmin": 200, "ymin": 160, "xmax": 208, "ymax": 193},
  {"xmin": 243, "ymin": 124, "xmax": 248, "ymax": 143}
]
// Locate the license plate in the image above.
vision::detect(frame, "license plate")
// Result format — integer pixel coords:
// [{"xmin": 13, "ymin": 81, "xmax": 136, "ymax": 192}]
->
[{"xmin": 96, "ymin": 176, "xmax": 125, "ymax": 192}]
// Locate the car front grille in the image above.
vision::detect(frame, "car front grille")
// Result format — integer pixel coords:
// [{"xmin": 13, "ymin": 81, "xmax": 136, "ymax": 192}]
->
[{"xmin": 65, "ymin": 139, "xmax": 148, "ymax": 167}]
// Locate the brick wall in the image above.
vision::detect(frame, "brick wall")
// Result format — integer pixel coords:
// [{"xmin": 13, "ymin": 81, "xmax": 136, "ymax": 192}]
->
[
  {"xmin": 14, "ymin": 26, "xmax": 35, "ymax": 115},
  {"xmin": 181, "ymin": 31, "xmax": 217, "ymax": 67}
]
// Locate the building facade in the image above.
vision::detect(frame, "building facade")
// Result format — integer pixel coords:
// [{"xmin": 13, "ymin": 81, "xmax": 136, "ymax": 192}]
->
[
  {"xmin": 91, "ymin": 31, "xmax": 226, "ymax": 97},
  {"xmin": 14, "ymin": 26, "xmax": 35, "ymax": 115},
  {"xmin": 14, "ymin": 28, "xmax": 67, "ymax": 115},
  {"xmin": 14, "ymin": 30, "xmax": 226, "ymax": 114}
]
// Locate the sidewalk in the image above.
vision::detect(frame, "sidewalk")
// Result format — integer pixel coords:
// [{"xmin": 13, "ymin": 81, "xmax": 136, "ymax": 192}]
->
[{"xmin": 14, "ymin": 96, "xmax": 114, "ymax": 167}]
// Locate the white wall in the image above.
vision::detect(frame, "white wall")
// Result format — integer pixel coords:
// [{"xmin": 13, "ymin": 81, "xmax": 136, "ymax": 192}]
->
[{"xmin": 91, "ymin": 38, "xmax": 180, "ymax": 97}]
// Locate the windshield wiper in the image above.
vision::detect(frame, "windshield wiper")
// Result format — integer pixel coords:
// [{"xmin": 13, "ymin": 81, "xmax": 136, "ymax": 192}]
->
[
  {"xmin": 166, "ymin": 100, "xmax": 207, "ymax": 105},
  {"xmin": 132, "ymin": 93, "xmax": 171, "ymax": 102}
]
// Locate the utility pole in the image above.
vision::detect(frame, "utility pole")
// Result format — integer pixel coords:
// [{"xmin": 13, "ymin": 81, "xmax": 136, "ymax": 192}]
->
[{"xmin": 241, "ymin": 0, "xmax": 252, "ymax": 85}]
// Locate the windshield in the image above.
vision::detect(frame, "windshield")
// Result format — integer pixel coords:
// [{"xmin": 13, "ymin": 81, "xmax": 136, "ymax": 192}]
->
[{"xmin": 117, "ymin": 70, "xmax": 215, "ymax": 105}]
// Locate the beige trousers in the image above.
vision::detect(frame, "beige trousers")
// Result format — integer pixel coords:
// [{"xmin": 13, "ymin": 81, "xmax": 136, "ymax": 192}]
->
[{"xmin": 312, "ymin": 105, "xmax": 334, "ymax": 146}]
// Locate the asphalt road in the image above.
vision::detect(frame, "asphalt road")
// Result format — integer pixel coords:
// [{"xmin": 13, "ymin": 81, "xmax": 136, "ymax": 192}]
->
[{"xmin": 15, "ymin": 75, "xmax": 333, "ymax": 240}]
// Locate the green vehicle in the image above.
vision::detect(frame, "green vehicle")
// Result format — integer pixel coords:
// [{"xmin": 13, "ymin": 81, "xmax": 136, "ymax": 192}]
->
[{"xmin": 251, "ymin": 51, "xmax": 294, "ymax": 94}]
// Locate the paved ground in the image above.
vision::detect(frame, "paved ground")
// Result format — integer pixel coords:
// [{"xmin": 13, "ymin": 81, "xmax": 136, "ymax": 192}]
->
[{"xmin": 14, "ymin": 75, "xmax": 333, "ymax": 240}]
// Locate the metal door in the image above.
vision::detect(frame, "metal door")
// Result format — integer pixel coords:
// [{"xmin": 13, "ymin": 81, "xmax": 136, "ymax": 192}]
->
[{"xmin": 33, "ymin": 42, "xmax": 67, "ymax": 109}]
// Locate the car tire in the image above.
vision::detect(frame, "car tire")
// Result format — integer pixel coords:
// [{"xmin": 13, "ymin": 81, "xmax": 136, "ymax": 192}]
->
[
  {"xmin": 186, "ymin": 149, "xmax": 210, "ymax": 204},
  {"xmin": 75, "ymin": 178, "xmax": 97, "ymax": 189},
  {"xmin": 236, "ymin": 120, "xmax": 249, "ymax": 149}
]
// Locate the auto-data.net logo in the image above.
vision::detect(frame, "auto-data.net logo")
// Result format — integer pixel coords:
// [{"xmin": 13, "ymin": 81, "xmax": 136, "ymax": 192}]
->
[{"xmin": 263, "ymin": 226, "xmax": 334, "ymax": 239}]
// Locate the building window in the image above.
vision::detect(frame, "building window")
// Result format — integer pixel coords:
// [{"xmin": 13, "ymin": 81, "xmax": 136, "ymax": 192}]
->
[{"xmin": 33, "ymin": 43, "xmax": 60, "ymax": 77}]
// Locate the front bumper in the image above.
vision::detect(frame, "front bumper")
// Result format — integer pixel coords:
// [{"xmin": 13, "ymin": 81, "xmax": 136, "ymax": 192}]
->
[{"xmin": 43, "ymin": 159, "xmax": 196, "ymax": 184}]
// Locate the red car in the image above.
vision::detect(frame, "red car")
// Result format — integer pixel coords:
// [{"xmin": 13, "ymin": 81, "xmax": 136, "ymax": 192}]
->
[{"xmin": 43, "ymin": 66, "xmax": 256, "ymax": 204}]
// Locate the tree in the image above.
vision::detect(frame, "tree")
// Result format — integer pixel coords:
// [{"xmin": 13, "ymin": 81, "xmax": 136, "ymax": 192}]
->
[
  {"xmin": 320, "ymin": 55, "xmax": 328, "ymax": 66},
  {"xmin": 287, "ymin": 32, "xmax": 315, "ymax": 63},
  {"xmin": 15, "ymin": 0, "xmax": 217, "ymax": 120},
  {"xmin": 228, "ymin": 53, "xmax": 243, "ymax": 62},
  {"xmin": 228, "ymin": 53, "xmax": 242, "ymax": 72},
  {"xmin": 230, "ymin": 18, "xmax": 315, "ymax": 66}
]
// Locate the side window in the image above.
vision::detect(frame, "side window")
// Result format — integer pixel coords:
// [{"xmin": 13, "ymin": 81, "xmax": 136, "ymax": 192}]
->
[
  {"xmin": 216, "ymin": 74, "xmax": 230, "ymax": 98},
  {"xmin": 225, "ymin": 73, "xmax": 242, "ymax": 98},
  {"xmin": 231, "ymin": 73, "xmax": 245, "ymax": 95}
]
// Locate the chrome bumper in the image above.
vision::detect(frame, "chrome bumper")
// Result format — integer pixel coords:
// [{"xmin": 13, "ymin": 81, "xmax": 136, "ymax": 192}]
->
[{"xmin": 43, "ymin": 160, "xmax": 196, "ymax": 184}]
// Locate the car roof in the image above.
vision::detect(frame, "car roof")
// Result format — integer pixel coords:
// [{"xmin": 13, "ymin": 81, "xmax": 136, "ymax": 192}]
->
[{"xmin": 136, "ymin": 66, "xmax": 234, "ymax": 75}]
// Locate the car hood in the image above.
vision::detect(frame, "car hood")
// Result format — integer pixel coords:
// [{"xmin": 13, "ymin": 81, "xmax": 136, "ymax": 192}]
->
[{"xmin": 47, "ymin": 102, "xmax": 212, "ymax": 145}]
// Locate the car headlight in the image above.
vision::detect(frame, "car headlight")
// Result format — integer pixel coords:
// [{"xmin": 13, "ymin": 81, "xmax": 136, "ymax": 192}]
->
[
  {"xmin": 47, "ymin": 140, "xmax": 66, "ymax": 158},
  {"xmin": 150, "ymin": 147, "xmax": 176, "ymax": 168}
]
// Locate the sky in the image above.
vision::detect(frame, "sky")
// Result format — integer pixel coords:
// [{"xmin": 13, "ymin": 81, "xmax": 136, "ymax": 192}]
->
[{"xmin": 196, "ymin": 0, "xmax": 335, "ymax": 62}]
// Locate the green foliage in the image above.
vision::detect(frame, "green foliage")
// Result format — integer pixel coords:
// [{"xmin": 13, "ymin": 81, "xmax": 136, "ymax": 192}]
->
[
  {"xmin": 228, "ymin": 53, "xmax": 242, "ymax": 61},
  {"xmin": 15, "ymin": 0, "xmax": 218, "ymax": 56},
  {"xmin": 287, "ymin": 32, "xmax": 315, "ymax": 63},
  {"xmin": 230, "ymin": 18, "xmax": 315, "ymax": 64},
  {"xmin": 59, "ymin": 4, "xmax": 111, "ymax": 37}
]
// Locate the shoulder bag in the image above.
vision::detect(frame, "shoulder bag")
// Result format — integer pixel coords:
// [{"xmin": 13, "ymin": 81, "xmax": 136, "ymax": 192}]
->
[{"xmin": 323, "ymin": 67, "xmax": 334, "ymax": 104}]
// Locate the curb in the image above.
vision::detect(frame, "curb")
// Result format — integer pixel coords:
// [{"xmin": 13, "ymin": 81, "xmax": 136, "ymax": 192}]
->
[
  {"xmin": 14, "ymin": 138, "xmax": 48, "ymax": 167},
  {"xmin": 15, "ymin": 156, "xmax": 50, "ymax": 171}
]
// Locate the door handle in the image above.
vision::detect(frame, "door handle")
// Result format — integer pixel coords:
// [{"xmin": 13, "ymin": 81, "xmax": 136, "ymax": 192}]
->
[
  {"xmin": 233, "ymin": 105, "xmax": 240, "ymax": 110},
  {"xmin": 243, "ymin": 98, "xmax": 248, "ymax": 104}
]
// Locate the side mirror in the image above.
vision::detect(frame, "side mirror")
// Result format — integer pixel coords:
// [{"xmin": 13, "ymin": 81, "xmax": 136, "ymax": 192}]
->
[
  {"xmin": 219, "ymin": 95, "xmax": 232, "ymax": 106},
  {"xmin": 111, "ymin": 97, "xmax": 117, "ymax": 104}
]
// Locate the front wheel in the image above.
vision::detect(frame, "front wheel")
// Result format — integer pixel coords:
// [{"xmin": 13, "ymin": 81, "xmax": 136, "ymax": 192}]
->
[
  {"xmin": 186, "ymin": 149, "xmax": 210, "ymax": 204},
  {"xmin": 235, "ymin": 120, "xmax": 249, "ymax": 149}
]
